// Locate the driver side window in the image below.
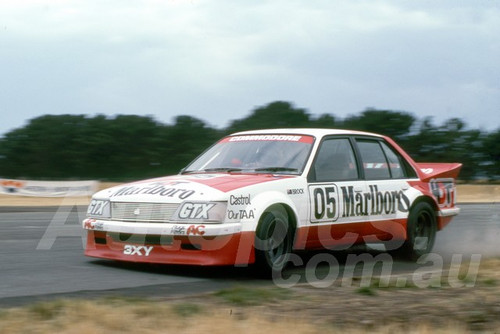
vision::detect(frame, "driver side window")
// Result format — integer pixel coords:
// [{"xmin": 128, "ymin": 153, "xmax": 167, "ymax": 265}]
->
[{"xmin": 311, "ymin": 138, "xmax": 358, "ymax": 182}]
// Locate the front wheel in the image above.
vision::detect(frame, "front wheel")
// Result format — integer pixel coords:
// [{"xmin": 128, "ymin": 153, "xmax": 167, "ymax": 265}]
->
[
  {"xmin": 400, "ymin": 201, "xmax": 437, "ymax": 261},
  {"xmin": 254, "ymin": 206, "xmax": 294, "ymax": 275}
]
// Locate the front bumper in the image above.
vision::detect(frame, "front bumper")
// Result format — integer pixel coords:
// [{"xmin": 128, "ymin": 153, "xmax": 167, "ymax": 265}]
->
[{"xmin": 83, "ymin": 218, "xmax": 256, "ymax": 266}]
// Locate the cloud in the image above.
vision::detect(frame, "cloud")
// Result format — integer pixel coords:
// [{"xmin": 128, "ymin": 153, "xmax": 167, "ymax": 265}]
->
[{"xmin": 0, "ymin": 0, "xmax": 498, "ymax": 134}]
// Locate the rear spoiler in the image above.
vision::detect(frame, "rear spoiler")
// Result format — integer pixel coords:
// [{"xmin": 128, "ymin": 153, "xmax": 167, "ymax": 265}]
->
[{"xmin": 415, "ymin": 162, "xmax": 462, "ymax": 182}]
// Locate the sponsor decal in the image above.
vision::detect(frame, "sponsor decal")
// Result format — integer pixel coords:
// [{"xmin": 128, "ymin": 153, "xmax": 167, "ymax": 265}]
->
[
  {"xmin": 229, "ymin": 135, "xmax": 302, "ymax": 142},
  {"xmin": 229, "ymin": 194, "xmax": 251, "ymax": 205},
  {"xmin": 0, "ymin": 180, "xmax": 25, "ymax": 188},
  {"xmin": 83, "ymin": 218, "xmax": 104, "ymax": 231},
  {"xmin": 186, "ymin": 225, "xmax": 205, "ymax": 236},
  {"xmin": 342, "ymin": 185, "xmax": 410, "ymax": 217},
  {"xmin": 221, "ymin": 135, "xmax": 314, "ymax": 144},
  {"xmin": 429, "ymin": 178, "xmax": 455, "ymax": 207},
  {"xmin": 0, "ymin": 179, "xmax": 97, "ymax": 197},
  {"xmin": 178, "ymin": 202, "xmax": 215, "ymax": 220},
  {"xmin": 421, "ymin": 168, "xmax": 434, "ymax": 174},
  {"xmin": 0, "ymin": 180, "xmax": 25, "ymax": 194},
  {"xmin": 123, "ymin": 245, "xmax": 153, "ymax": 256},
  {"xmin": 312, "ymin": 186, "xmax": 339, "ymax": 222},
  {"xmin": 110, "ymin": 182, "xmax": 195, "ymax": 199},
  {"xmin": 228, "ymin": 209, "xmax": 255, "ymax": 220},
  {"xmin": 83, "ymin": 218, "xmax": 96, "ymax": 229},
  {"xmin": 171, "ymin": 225, "xmax": 186, "ymax": 235},
  {"xmin": 287, "ymin": 188, "xmax": 305, "ymax": 195},
  {"xmin": 87, "ymin": 199, "xmax": 108, "ymax": 216},
  {"xmin": 310, "ymin": 184, "xmax": 410, "ymax": 222}
]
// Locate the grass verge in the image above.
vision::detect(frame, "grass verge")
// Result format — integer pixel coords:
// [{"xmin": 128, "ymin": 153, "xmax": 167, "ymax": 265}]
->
[{"xmin": 1, "ymin": 259, "xmax": 500, "ymax": 333}]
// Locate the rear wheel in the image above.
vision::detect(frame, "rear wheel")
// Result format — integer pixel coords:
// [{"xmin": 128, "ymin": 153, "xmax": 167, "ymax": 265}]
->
[
  {"xmin": 400, "ymin": 201, "xmax": 437, "ymax": 261},
  {"xmin": 254, "ymin": 206, "xmax": 294, "ymax": 275}
]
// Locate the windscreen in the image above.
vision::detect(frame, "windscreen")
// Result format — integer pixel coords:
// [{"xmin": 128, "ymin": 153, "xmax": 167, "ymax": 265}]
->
[{"xmin": 183, "ymin": 134, "xmax": 315, "ymax": 175}]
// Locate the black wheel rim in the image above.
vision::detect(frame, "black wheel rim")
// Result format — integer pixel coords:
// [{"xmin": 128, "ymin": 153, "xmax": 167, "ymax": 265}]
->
[
  {"xmin": 414, "ymin": 210, "xmax": 432, "ymax": 251},
  {"xmin": 264, "ymin": 216, "xmax": 290, "ymax": 268}
]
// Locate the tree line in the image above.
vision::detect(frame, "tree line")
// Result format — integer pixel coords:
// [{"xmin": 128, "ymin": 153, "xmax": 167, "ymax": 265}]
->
[{"xmin": 0, "ymin": 101, "xmax": 498, "ymax": 181}]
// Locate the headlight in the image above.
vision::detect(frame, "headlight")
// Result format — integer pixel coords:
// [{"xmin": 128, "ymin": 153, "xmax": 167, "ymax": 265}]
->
[
  {"xmin": 87, "ymin": 199, "xmax": 111, "ymax": 218},
  {"xmin": 172, "ymin": 201, "xmax": 227, "ymax": 223}
]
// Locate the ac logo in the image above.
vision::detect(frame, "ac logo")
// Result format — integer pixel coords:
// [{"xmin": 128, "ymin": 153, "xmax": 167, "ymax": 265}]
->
[{"xmin": 186, "ymin": 225, "xmax": 205, "ymax": 236}]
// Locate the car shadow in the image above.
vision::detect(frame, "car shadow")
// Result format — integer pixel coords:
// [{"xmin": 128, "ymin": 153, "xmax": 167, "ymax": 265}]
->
[
  {"xmin": 90, "ymin": 259, "xmax": 259, "ymax": 280},
  {"xmin": 88, "ymin": 245, "xmax": 421, "ymax": 282}
]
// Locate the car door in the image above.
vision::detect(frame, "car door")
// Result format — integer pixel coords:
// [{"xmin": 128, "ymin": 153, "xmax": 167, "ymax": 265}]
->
[
  {"xmin": 305, "ymin": 136, "xmax": 369, "ymax": 250},
  {"xmin": 353, "ymin": 137, "xmax": 414, "ymax": 244}
]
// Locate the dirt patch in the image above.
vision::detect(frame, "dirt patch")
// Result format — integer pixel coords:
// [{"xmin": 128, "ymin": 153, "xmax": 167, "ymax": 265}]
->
[{"xmin": 457, "ymin": 184, "xmax": 500, "ymax": 203}]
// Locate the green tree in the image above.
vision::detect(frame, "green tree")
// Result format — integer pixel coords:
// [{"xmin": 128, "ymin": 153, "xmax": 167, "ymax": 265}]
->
[
  {"xmin": 0, "ymin": 114, "xmax": 166, "ymax": 180},
  {"xmin": 341, "ymin": 109, "xmax": 416, "ymax": 141},
  {"xmin": 226, "ymin": 101, "xmax": 312, "ymax": 133},
  {"xmin": 405, "ymin": 118, "xmax": 484, "ymax": 180},
  {"xmin": 481, "ymin": 128, "xmax": 500, "ymax": 179},
  {"xmin": 0, "ymin": 104, "xmax": 496, "ymax": 181},
  {"xmin": 0, "ymin": 115, "xmax": 88, "ymax": 178},
  {"xmin": 78, "ymin": 114, "xmax": 164, "ymax": 180},
  {"xmin": 158, "ymin": 115, "xmax": 222, "ymax": 175},
  {"xmin": 310, "ymin": 114, "xmax": 337, "ymax": 128}
]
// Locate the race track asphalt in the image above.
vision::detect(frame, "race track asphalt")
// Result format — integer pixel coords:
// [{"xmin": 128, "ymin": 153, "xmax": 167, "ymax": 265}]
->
[{"xmin": 0, "ymin": 203, "xmax": 498, "ymax": 307}]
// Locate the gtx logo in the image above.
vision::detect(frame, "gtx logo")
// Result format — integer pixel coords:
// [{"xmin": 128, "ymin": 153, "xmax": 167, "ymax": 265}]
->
[
  {"xmin": 123, "ymin": 245, "xmax": 153, "ymax": 256},
  {"xmin": 178, "ymin": 203, "xmax": 215, "ymax": 219},
  {"xmin": 87, "ymin": 200, "xmax": 108, "ymax": 216}
]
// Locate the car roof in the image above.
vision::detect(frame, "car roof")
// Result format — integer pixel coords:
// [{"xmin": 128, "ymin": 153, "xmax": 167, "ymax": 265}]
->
[{"xmin": 231, "ymin": 128, "xmax": 384, "ymax": 139}]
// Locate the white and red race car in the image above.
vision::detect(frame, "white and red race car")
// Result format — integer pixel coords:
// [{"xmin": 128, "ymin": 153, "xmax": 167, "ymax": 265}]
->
[{"xmin": 83, "ymin": 128, "xmax": 461, "ymax": 272}]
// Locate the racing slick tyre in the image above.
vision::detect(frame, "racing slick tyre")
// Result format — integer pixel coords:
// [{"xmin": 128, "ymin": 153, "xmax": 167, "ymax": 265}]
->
[
  {"xmin": 254, "ymin": 206, "xmax": 294, "ymax": 276},
  {"xmin": 399, "ymin": 201, "xmax": 437, "ymax": 261}
]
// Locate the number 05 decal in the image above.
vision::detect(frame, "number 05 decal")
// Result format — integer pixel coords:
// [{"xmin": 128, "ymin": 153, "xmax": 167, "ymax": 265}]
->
[{"xmin": 309, "ymin": 185, "xmax": 340, "ymax": 223}]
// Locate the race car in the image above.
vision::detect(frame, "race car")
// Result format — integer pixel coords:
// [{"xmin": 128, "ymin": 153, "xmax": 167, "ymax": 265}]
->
[{"xmin": 83, "ymin": 128, "xmax": 461, "ymax": 273}]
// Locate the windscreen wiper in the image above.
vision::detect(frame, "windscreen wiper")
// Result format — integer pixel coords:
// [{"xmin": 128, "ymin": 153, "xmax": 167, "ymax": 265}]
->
[
  {"xmin": 183, "ymin": 167, "xmax": 297, "ymax": 174},
  {"xmin": 254, "ymin": 167, "xmax": 298, "ymax": 173},
  {"xmin": 201, "ymin": 167, "xmax": 244, "ymax": 173},
  {"xmin": 181, "ymin": 167, "xmax": 243, "ymax": 174}
]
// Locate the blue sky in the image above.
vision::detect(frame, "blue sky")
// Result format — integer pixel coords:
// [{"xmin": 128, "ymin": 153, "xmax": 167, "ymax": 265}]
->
[{"xmin": 1, "ymin": 0, "xmax": 499, "ymax": 136}]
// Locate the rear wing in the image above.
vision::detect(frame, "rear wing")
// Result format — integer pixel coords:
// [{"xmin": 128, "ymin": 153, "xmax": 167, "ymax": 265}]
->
[
  {"xmin": 415, "ymin": 162, "xmax": 462, "ymax": 182},
  {"xmin": 382, "ymin": 136, "xmax": 462, "ymax": 182}
]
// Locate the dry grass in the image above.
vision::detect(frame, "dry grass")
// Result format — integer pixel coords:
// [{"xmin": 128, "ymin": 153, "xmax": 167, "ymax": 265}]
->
[
  {"xmin": 476, "ymin": 257, "xmax": 500, "ymax": 286},
  {"xmin": 2, "ymin": 259, "xmax": 500, "ymax": 333},
  {"xmin": 0, "ymin": 298, "xmax": 471, "ymax": 334}
]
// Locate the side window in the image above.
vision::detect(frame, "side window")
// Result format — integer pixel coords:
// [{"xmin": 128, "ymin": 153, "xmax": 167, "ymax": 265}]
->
[
  {"xmin": 312, "ymin": 138, "xmax": 358, "ymax": 182},
  {"xmin": 380, "ymin": 142, "xmax": 406, "ymax": 178},
  {"xmin": 356, "ymin": 140, "xmax": 391, "ymax": 180}
]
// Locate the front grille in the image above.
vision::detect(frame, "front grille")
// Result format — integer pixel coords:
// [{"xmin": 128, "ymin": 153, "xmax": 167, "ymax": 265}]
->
[{"xmin": 111, "ymin": 202, "xmax": 179, "ymax": 222}]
